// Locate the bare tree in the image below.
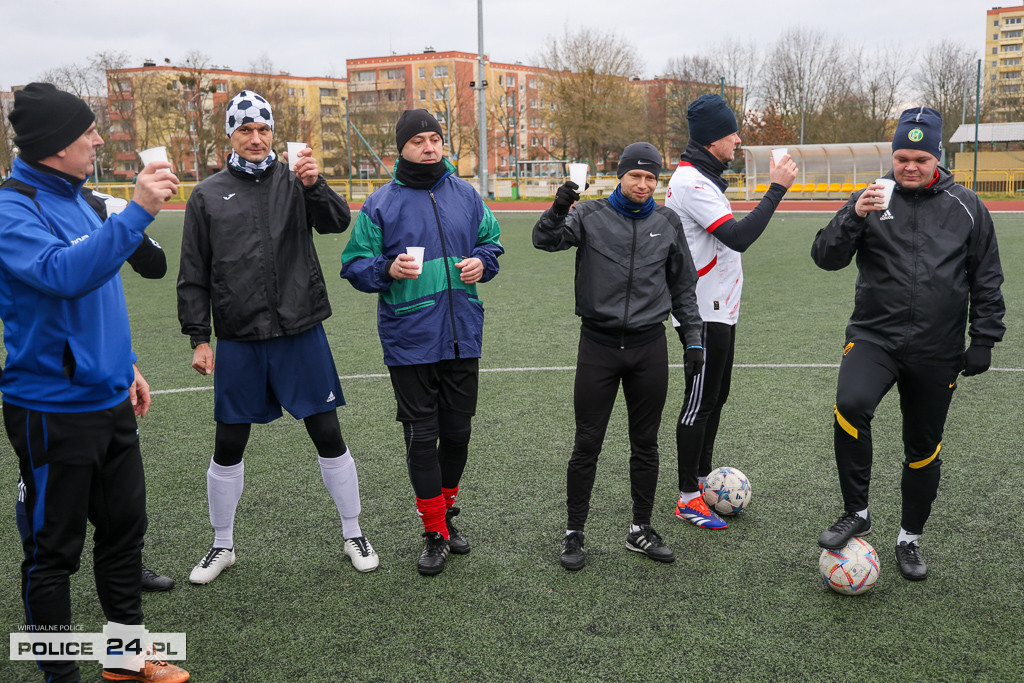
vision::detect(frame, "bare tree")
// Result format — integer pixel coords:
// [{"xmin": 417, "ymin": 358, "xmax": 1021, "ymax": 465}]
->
[
  {"xmin": 846, "ymin": 45, "xmax": 912, "ymax": 142},
  {"xmin": 489, "ymin": 84, "xmax": 528, "ymax": 175},
  {"xmin": 918, "ymin": 39, "xmax": 982, "ymax": 150},
  {"xmin": 39, "ymin": 58, "xmax": 114, "ymax": 179},
  {"xmin": 167, "ymin": 50, "xmax": 221, "ymax": 179},
  {"xmin": 539, "ymin": 27, "xmax": 646, "ymax": 170}
]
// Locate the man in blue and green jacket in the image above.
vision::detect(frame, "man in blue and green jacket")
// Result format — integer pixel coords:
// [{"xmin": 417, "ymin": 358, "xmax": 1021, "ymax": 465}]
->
[{"xmin": 342, "ymin": 109, "xmax": 503, "ymax": 576}]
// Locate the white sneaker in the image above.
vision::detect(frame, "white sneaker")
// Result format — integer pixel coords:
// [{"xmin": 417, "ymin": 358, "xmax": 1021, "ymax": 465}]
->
[
  {"xmin": 343, "ymin": 536, "xmax": 379, "ymax": 572},
  {"xmin": 189, "ymin": 546, "xmax": 235, "ymax": 584}
]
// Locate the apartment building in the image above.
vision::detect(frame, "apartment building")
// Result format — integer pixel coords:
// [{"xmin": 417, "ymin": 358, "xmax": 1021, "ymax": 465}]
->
[
  {"xmin": 106, "ymin": 63, "xmax": 347, "ymax": 180},
  {"xmin": 986, "ymin": 5, "xmax": 1024, "ymax": 121}
]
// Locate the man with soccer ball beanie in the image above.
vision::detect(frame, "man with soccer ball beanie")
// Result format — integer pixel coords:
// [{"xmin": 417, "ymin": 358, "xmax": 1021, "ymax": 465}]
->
[
  {"xmin": 812, "ymin": 106, "xmax": 1005, "ymax": 580},
  {"xmin": 178, "ymin": 90, "xmax": 378, "ymax": 583},
  {"xmin": 534, "ymin": 142, "xmax": 703, "ymax": 571},
  {"xmin": 666, "ymin": 94, "xmax": 797, "ymax": 531},
  {"xmin": 341, "ymin": 109, "xmax": 503, "ymax": 576}
]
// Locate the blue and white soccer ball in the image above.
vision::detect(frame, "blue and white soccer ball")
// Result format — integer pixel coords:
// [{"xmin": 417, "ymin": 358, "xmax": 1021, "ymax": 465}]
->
[
  {"xmin": 702, "ymin": 466, "xmax": 752, "ymax": 515},
  {"xmin": 819, "ymin": 537, "xmax": 880, "ymax": 595}
]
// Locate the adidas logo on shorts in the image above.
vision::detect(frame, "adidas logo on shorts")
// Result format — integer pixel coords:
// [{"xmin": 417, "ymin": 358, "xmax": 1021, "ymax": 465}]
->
[{"xmin": 327, "ymin": 391, "xmax": 336, "ymax": 403}]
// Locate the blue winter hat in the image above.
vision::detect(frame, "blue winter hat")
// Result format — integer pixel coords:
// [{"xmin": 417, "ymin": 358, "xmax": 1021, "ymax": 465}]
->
[
  {"xmin": 892, "ymin": 107, "xmax": 942, "ymax": 160},
  {"xmin": 686, "ymin": 94, "xmax": 738, "ymax": 146}
]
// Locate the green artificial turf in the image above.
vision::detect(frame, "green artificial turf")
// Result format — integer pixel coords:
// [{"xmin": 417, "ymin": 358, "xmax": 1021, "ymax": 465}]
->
[{"xmin": 1, "ymin": 210, "xmax": 1022, "ymax": 681}]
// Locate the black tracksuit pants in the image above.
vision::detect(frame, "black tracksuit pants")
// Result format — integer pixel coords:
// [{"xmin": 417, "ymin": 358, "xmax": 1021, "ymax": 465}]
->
[
  {"xmin": 5, "ymin": 399, "xmax": 146, "ymax": 683},
  {"xmin": 567, "ymin": 333, "xmax": 668, "ymax": 530},
  {"xmin": 676, "ymin": 322, "xmax": 735, "ymax": 492},
  {"xmin": 832, "ymin": 341, "xmax": 959, "ymax": 534}
]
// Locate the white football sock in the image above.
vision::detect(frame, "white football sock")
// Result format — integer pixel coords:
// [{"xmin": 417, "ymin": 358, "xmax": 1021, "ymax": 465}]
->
[
  {"xmin": 897, "ymin": 528, "xmax": 920, "ymax": 545},
  {"xmin": 319, "ymin": 450, "xmax": 362, "ymax": 539},
  {"xmin": 208, "ymin": 460, "xmax": 244, "ymax": 549},
  {"xmin": 629, "ymin": 523, "xmax": 642, "ymax": 533},
  {"xmin": 679, "ymin": 490, "xmax": 701, "ymax": 503},
  {"xmin": 855, "ymin": 508, "xmax": 869, "ymax": 520}
]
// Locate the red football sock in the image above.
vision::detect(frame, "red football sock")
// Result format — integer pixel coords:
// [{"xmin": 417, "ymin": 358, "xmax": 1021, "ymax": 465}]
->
[
  {"xmin": 415, "ymin": 495, "xmax": 448, "ymax": 538},
  {"xmin": 441, "ymin": 486, "xmax": 459, "ymax": 510}
]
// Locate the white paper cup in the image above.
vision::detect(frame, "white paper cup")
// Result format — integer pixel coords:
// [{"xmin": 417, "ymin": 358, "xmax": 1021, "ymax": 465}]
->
[
  {"xmin": 772, "ymin": 148, "xmax": 788, "ymax": 166},
  {"xmin": 874, "ymin": 178, "xmax": 896, "ymax": 209},
  {"xmin": 138, "ymin": 146, "xmax": 169, "ymax": 172},
  {"xmin": 567, "ymin": 163, "xmax": 588, "ymax": 193},
  {"xmin": 406, "ymin": 246, "xmax": 425, "ymax": 273},
  {"xmin": 287, "ymin": 142, "xmax": 307, "ymax": 171},
  {"xmin": 104, "ymin": 197, "xmax": 129, "ymax": 215}
]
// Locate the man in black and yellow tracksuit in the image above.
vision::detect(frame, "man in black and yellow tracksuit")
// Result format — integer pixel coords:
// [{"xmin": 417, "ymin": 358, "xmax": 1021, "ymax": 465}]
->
[{"xmin": 811, "ymin": 107, "xmax": 1005, "ymax": 580}]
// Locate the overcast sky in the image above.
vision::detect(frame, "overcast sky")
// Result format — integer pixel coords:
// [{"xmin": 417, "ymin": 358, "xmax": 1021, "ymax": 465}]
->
[{"xmin": 0, "ymin": 0, "xmax": 1004, "ymax": 89}]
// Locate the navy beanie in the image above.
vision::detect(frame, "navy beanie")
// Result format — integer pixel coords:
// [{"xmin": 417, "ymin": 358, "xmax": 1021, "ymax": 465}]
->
[
  {"xmin": 396, "ymin": 109, "xmax": 444, "ymax": 153},
  {"xmin": 617, "ymin": 142, "xmax": 662, "ymax": 178},
  {"xmin": 686, "ymin": 94, "xmax": 738, "ymax": 146},
  {"xmin": 892, "ymin": 107, "xmax": 943, "ymax": 160},
  {"xmin": 8, "ymin": 83, "xmax": 95, "ymax": 162}
]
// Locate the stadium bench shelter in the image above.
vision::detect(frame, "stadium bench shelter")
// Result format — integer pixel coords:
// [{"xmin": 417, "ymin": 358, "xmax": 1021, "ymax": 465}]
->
[{"xmin": 742, "ymin": 142, "xmax": 891, "ymax": 200}]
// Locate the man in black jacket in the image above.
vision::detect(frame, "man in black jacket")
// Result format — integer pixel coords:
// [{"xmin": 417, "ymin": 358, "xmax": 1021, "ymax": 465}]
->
[
  {"xmin": 178, "ymin": 91, "xmax": 377, "ymax": 583},
  {"xmin": 534, "ymin": 143, "xmax": 703, "ymax": 571},
  {"xmin": 812, "ymin": 107, "xmax": 1005, "ymax": 580}
]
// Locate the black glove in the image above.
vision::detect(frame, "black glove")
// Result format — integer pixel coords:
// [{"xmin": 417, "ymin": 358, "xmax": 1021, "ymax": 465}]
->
[
  {"xmin": 961, "ymin": 344, "xmax": 992, "ymax": 376},
  {"xmin": 552, "ymin": 181, "xmax": 581, "ymax": 216},
  {"xmin": 684, "ymin": 345, "xmax": 704, "ymax": 377}
]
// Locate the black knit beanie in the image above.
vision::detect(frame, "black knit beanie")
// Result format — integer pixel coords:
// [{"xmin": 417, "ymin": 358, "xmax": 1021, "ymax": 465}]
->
[
  {"xmin": 892, "ymin": 106, "xmax": 943, "ymax": 161},
  {"xmin": 396, "ymin": 109, "xmax": 444, "ymax": 153},
  {"xmin": 8, "ymin": 83, "xmax": 96, "ymax": 162},
  {"xmin": 686, "ymin": 94, "xmax": 738, "ymax": 146},
  {"xmin": 617, "ymin": 142, "xmax": 662, "ymax": 178}
]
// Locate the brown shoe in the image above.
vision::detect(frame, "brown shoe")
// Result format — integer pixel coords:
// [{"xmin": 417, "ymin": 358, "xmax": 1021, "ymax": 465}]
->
[{"xmin": 103, "ymin": 655, "xmax": 190, "ymax": 682}]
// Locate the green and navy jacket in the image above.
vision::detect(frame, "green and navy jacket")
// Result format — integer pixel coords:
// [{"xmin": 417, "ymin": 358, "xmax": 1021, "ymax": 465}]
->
[{"xmin": 341, "ymin": 159, "xmax": 503, "ymax": 366}]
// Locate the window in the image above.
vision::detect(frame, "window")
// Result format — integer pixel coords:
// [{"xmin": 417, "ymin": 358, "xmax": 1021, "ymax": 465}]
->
[
  {"xmin": 384, "ymin": 89, "xmax": 405, "ymax": 101},
  {"xmin": 287, "ymin": 87, "xmax": 295, "ymax": 96},
  {"xmin": 434, "ymin": 88, "xmax": 446, "ymax": 100},
  {"xmin": 498, "ymin": 75, "xmax": 503, "ymax": 85},
  {"xmin": 299, "ymin": 89, "xmax": 304, "ymax": 97},
  {"xmin": 530, "ymin": 135, "xmax": 537, "ymax": 146},
  {"xmin": 435, "ymin": 111, "xmax": 446, "ymax": 123},
  {"xmin": 355, "ymin": 92, "xmax": 376, "ymax": 104},
  {"xmin": 385, "ymin": 69, "xmax": 402, "ymax": 79},
  {"xmin": 433, "ymin": 65, "xmax": 448, "ymax": 77},
  {"xmin": 216, "ymin": 82, "xmax": 227, "ymax": 93},
  {"xmin": 507, "ymin": 75, "xmax": 516, "ymax": 87},
  {"xmin": 994, "ymin": 47, "xmax": 999, "ymax": 54},
  {"xmin": 1002, "ymin": 84, "xmax": 1020, "ymax": 92},
  {"xmin": 354, "ymin": 72, "xmax": 375, "ymax": 82},
  {"xmin": 1008, "ymin": 17, "xmax": 1022, "ymax": 25},
  {"xmin": 529, "ymin": 98, "xmax": 537, "ymax": 108},
  {"xmin": 322, "ymin": 105, "xmax": 337, "ymax": 115},
  {"xmin": 418, "ymin": 67, "xmax": 426, "ymax": 79},
  {"xmin": 1002, "ymin": 71, "xmax": 1020, "ymax": 79},
  {"xmin": 530, "ymin": 117, "xmax": 539, "ymax": 127},
  {"xmin": 528, "ymin": 78, "xmax": 537, "ymax": 89},
  {"xmin": 289, "ymin": 105, "xmax": 298, "ymax": 116},
  {"xmin": 995, "ymin": 34, "xmax": 999, "ymax": 40},
  {"xmin": 1004, "ymin": 58, "xmax": 1021, "ymax": 65},
  {"xmin": 1007, "ymin": 30, "xmax": 1023, "ymax": 38},
  {"xmin": 323, "ymin": 141, "xmax": 335, "ymax": 151},
  {"xmin": 419, "ymin": 90, "xmax": 426, "ymax": 101},
  {"xmin": 1002, "ymin": 44, "xmax": 1021, "ymax": 52}
]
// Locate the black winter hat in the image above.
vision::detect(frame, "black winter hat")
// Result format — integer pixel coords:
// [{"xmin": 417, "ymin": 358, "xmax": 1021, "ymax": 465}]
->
[
  {"xmin": 8, "ymin": 82, "xmax": 96, "ymax": 162},
  {"xmin": 686, "ymin": 94, "xmax": 738, "ymax": 146},
  {"xmin": 617, "ymin": 142, "xmax": 662, "ymax": 178},
  {"xmin": 892, "ymin": 106, "xmax": 943, "ymax": 161},
  {"xmin": 396, "ymin": 109, "xmax": 444, "ymax": 153}
]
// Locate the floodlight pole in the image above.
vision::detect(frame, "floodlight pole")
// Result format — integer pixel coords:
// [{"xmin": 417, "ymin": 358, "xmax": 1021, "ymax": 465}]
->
[
  {"xmin": 973, "ymin": 58, "xmax": 981, "ymax": 191},
  {"xmin": 476, "ymin": 0, "xmax": 489, "ymax": 198},
  {"xmin": 344, "ymin": 97, "xmax": 352, "ymax": 198}
]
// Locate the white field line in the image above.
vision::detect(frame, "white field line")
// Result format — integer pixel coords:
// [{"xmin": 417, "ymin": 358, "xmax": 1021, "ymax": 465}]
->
[{"xmin": 149, "ymin": 362, "xmax": 1024, "ymax": 395}]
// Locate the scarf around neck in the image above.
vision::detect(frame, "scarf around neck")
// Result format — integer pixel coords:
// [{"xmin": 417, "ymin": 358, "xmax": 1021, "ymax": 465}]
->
[
  {"xmin": 228, "ymin": 149, "xmax": 277, "ymax": 177},
  {"xmin": 680, "ymin": 138, "xmax": 729, "ymax": 192},
  {"xmin": 608, "ymin": 184, "xmax": 655, "ymax": 220},
  {"xmin": 395, "ymin": 157, "xmax": 450, "ymax": 190}
]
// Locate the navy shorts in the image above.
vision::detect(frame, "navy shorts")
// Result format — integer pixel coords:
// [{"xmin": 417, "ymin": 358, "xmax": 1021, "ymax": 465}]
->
[{"xmin": 213, "ymin": 324, "xmax": 345, "ymax": 424}]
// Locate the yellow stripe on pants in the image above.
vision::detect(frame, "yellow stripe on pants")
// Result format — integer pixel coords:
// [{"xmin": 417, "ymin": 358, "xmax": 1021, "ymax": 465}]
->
[
  {"xmin": 834, "ymin": 405, "xmax": 857, "ymax": 439},
  {"xmin": 909, "ymin": 443, "xmax": 941, "ymax": 469}
]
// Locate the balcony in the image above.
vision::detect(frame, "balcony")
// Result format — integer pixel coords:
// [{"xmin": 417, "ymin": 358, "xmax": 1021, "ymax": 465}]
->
[{"xmin": 347, "ymin": 81, "xmax": 378, "ymax": 93}]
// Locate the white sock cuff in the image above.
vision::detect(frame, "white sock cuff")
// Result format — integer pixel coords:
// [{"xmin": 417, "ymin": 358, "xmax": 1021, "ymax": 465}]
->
[
  {"xmin": 318, "ymin": 448, "xmax": 353, "ymax": 469},
  {"xmin": 209, "ymin": 460, "xmax": 244, "ymax": 479}
]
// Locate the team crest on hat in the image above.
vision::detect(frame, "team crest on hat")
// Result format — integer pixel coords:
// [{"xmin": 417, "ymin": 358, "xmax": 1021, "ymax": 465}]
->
[
  {"xmin": 225, "ymin": 90, "xmax": 274, "ymax": 136},
  {"xmin": 908, "ymin": 128, "xmax": 924, "ymax": 142}
]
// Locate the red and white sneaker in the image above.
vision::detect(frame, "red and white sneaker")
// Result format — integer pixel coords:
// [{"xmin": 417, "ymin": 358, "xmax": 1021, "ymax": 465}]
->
[{"xmin": 675, "ymin": 494, "xmax": 728, "ymax": 530}]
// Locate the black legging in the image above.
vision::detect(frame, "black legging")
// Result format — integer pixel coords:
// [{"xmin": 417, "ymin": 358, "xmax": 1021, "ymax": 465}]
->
[
  {"xmin": 566, "ymin": 333, "xmax": 668, "ymax": 530},
  {"xmin": 212, "ymin": 410, "xmax": 347, "ymax": 466},
  {"xmin": 403, "ymin": 411, "xmax": 472, "ymax": 499}
]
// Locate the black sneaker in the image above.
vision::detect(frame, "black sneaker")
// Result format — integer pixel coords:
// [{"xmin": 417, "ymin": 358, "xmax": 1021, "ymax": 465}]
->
[
  {"xmin": 140, "ymin": 564, "xmax": 174, "ymax": 592},
  {"xmin": 417, "ymin": 531, "xmax": 449, "ymax": 576},
  {"xmin": 445, "ymin": 507, "xmax": 471, "ymax": 555},
  {"xmin": 895, "ymin": 541, "xmax": 927, "ymax": 580},
  {"xmin": 818, "ymin": 511, "xmax": 871, "ymax": 549},
  {"xmin": 625, "ymin": 525, "xmax": 675, "ymax": 563},
  {"xmin": 560, "ymin": 530, "xmax": 585, "ymax": 571}
]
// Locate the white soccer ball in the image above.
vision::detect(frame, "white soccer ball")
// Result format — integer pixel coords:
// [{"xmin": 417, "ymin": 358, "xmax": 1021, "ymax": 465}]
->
[
  {"xmin": 819, "ymin": 537, "xmax": 880, "ymax": 595},
  {"xmin": 702, "ymin": 466, "xmax": 752, "ymax": 515}
]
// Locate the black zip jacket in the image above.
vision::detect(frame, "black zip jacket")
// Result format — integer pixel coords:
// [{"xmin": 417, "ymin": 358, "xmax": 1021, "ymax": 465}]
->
[
  {"xmin": 178, "ymin": 160, "xmax": 350, "ymax": 343},
  {"xmin": 533, "ymin": 198, "xmax": 702, "ymax": 349},
  {"xmin": 811, "ymin": 167, "xmax": 1004, "ymax": 362}
]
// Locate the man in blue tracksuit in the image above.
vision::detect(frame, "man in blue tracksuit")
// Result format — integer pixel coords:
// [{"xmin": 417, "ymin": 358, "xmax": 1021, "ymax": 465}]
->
[{"xmin": 0, "ymin": 83, "xmax": 187, "ymax": 683}]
